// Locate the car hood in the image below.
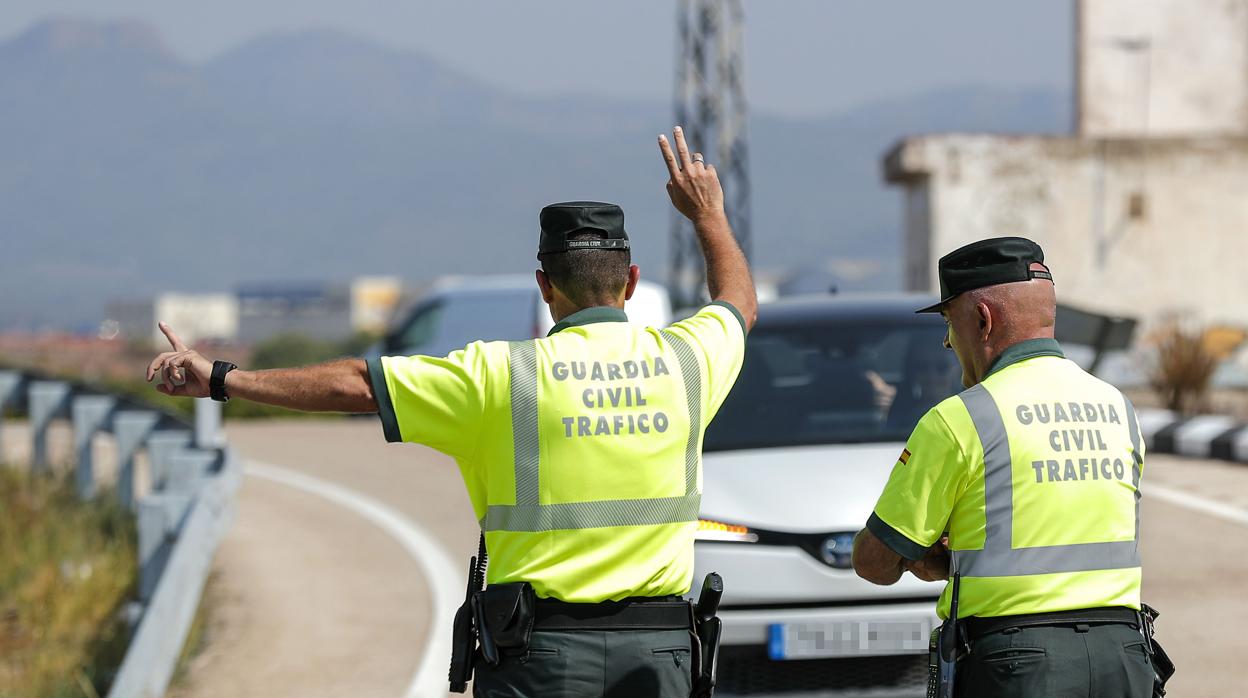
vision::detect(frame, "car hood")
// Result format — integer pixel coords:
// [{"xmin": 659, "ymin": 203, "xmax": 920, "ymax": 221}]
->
[{"xmin": 701, "ymin": 442, "xmax": 906, "ymax": 533}]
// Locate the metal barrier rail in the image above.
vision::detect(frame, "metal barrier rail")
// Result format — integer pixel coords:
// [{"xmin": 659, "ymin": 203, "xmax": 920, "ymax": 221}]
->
[{"xmin": 0, "ymin": 369, "xmax": 240, "ymax": 698}]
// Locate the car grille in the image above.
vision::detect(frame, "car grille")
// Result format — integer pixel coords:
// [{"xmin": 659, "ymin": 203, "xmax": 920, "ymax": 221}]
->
[{"xmin": 714, "ymin": 644, "xmax": 928, "ymax": 697}]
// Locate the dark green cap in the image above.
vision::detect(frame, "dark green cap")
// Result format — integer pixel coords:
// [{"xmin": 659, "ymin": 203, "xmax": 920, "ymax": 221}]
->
[
  {"xmin": 538, "ymin": 201, "xmax": 630, "ymax": 256},
  {"xmin": 916, "ymin": 236, "xmax": 1053, "ymax": 313}
]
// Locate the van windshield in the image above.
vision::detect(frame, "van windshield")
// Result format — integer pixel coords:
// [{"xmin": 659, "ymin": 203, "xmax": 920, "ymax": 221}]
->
[
  {"xmin": 703, "ymin": 320, "xmax": 962, "ymax": 451},
  {"xmin": 393, "ymin": 291, "xmax": 538, "ymax": 356}
]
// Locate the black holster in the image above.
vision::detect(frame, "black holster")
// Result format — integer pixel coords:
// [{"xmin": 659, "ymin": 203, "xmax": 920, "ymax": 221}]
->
[
  {"xmin": 1140, "ymin": 604, "xmax": 1175, "ymax": 697},
  {"xmin": 690, "ymin": 572, "xmax": 724, "ymax": 698},
  {"xmin": 448, "ymin": 536, "xmax": 489, "ymax": 693},
  {"xmin": 473, "ymin": 582, "xmax": 537, "ymax": 665}
]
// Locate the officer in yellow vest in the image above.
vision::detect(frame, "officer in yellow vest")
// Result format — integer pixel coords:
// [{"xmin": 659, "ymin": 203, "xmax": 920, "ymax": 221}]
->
[
  {"xmin": 145, "ymin": 126, "xmax": 757, "ymax": 697},
  {"xmin": 851, "ymin": 238, "xmax": 1162, "ymax": 697}
]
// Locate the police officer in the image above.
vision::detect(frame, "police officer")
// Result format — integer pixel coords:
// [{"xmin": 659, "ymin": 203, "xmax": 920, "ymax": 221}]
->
[
  {"xmin": 851, "ymin": 238, "xmax": 1158, "ymax": 697},
  {"xmin": 146, "ymin": 126, "xmax": 757, "ymax": 697}
]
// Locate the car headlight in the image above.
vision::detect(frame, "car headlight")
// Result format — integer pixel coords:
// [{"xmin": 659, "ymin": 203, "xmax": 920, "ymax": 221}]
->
[{"xmin": 695, "ymin": 518, "xmax": 759, "ymax": 543}]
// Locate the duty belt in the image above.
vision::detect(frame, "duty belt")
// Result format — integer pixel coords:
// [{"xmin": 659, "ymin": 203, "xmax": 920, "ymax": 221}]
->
[
  {"xmin": 534, "ymin": 596, "xmax": 693, "ymax": 631},
  {"xmin": 963, "ymin": 606, "xmax": 1140, "ymax": 644}
]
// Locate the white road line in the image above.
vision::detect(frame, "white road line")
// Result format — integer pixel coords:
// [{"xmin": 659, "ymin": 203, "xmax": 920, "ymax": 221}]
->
[
  {"xmin": 245, "ymin": 460, "xmax": 462, "ymax": 698},
  {"xmin": 1146, "ymin": 482, "xmax": 1248, "ymax": 527}
]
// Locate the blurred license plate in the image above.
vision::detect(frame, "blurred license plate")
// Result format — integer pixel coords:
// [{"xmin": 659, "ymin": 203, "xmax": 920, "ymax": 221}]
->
[{"xmin": 768, "ymin": 617, "xmax": 933, "ymax": 659}]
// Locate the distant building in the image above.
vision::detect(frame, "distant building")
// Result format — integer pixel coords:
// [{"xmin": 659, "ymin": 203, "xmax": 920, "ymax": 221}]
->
[
  {"xmin": 236, "ymin": 278, "xmax": 403, "ymax": 344},
  {"xmin": 884, "ymin": 0, "xmax": 1248, "ymax": 328},
  {"xmin": 350, "ymin": 276, "xmax": 403, "ymax": 334},
  {"xmin": 108, "ymin": 294, "xmax": 239, "ymax": 347},
  {"xmin": 109, "ymin": 277, "xmax": 404, "ymax": 347},
  {"xmin": 235, "ymin": 282, "xmax": 349, "ymax": 343}
]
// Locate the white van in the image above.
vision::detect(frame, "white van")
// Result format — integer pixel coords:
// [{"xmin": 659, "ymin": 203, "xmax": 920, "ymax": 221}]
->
[{"xmin": 377, "ymin": 275, "xmax": 672, "ymax": 358}]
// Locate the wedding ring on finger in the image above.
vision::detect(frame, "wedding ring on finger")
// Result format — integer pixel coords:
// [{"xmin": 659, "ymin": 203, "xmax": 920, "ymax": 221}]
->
[{"xmin": 692, "ymin": 153, "xmax": 705, "ymax": 164}]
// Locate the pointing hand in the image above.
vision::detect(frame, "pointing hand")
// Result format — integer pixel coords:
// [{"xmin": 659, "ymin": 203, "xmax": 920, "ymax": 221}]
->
[{"xmin": 145, "ymin": 322, "xmax": 214, "ymax": 398}]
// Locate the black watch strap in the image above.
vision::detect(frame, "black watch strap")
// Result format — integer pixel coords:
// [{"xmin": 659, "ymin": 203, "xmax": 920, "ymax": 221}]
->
[{"xmin": 210, "ymin": 360, "xmax": 238, "ymax": 402}]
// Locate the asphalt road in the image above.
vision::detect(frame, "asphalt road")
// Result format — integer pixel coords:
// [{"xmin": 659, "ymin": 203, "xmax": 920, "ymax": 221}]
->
[{"xmin": 172, "ymin": 420, "xmax": 1248, "ymax": 698}]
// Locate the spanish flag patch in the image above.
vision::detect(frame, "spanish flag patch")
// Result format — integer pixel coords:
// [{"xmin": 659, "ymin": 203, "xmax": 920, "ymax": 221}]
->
[{"xmin": 898, "ymin": 449, "xmax": 912, "ymax": 466}]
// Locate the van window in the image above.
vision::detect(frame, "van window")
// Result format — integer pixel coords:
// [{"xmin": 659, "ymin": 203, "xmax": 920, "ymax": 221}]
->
[
  {"xmin": 393, "ymin": 291, "xmax": 539, "ymax": 356},
  {"xmin": 394, "ymin": 301, "xmax": 443, "ymax": 351}
]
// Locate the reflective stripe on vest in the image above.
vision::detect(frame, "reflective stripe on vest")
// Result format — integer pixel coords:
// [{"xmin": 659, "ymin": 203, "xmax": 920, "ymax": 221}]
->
[
  {"xmin": 480, "ymin": 336, "xmax": 703, "ymax": 532},
  {"xmin": 950, "ymin": 383, "xmax": 1143, "ymax": 578}
]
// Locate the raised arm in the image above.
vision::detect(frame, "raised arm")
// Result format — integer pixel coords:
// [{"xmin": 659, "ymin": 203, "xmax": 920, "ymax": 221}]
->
[
  {"xmin": 659, "ymin": 126, "xmax": 758, "ymax": 331},
  {"xmin": 145, "ymin": 322, "xmax": 377, "ymax": 413}
]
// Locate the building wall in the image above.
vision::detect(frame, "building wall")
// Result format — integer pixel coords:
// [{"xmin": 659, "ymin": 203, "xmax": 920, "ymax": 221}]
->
[
  {"xmin": 1078, "ymin": 0, "xmax": 1248, "ymax": 137},
  {"xmin": 235, "ymin": 282, "xmax": 350, "ymax": 343},
  {"xmin": 886, "ymin": 134, "xmax": 1248, "ymax": 327},
  {"xmin": 152, "ymin": 294, "xmax": 239, "ymax": 346},
  {"xmin": 350, "ymin": 276, "xmax": 402, "ymax": 334}
]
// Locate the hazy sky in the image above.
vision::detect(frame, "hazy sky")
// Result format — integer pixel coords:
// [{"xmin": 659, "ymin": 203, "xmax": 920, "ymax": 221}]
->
[{"xmin": 0, "ymin": 1, "xmax": 1072, "ymax": 118}]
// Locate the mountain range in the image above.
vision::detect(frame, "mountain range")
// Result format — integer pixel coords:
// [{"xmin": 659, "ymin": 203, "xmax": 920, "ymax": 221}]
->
[{"xmin": 0, "ymin": 18, "xmax": 1069, "ymax": 330}]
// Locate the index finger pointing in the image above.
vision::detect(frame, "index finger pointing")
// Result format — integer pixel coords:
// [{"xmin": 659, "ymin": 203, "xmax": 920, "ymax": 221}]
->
[
  {"xmin": 158, "ymin": 322, "xmax": 188, "ymax": 352},
  {"xmin": 657, "ymin": 134, "xmax": 680, "ymax": 179}
]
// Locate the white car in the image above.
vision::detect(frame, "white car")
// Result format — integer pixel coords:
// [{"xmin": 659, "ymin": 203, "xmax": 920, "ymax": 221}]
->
[
  {"xmin": 376, "ymin": 274, "xmax": 671, "ymax": 358},
  {"xmin": 693, "ymin": 294, "xmax": 963, "ymax": 696}
]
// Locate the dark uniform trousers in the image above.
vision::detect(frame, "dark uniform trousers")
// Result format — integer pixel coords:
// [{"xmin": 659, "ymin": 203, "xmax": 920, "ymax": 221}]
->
[
  {"xmin": 472, "ymin": 628, "xmax": 693, "ymax": 698},
  {"xmin": 955, "ymin": 622, "xmax": 1155, "ymax": 697}
]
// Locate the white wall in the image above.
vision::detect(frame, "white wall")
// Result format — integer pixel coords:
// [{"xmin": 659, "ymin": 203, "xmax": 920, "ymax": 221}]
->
[
  {"xmin": 887, "ymin": 134, "xmax": 1248, "ymax": 328},
  {"xmin": 152, "ymin": 294, "xmax": 239, "ymax": 345},
  {"xmin": 1078, "ymin": 0, "xmax": 1248, "ymax": 137}
]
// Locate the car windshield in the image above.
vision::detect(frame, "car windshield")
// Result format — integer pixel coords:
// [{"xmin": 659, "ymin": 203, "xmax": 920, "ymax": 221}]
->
[
  {"xmin": 703, "ymin": 319, "xmax": 963, "ymax": 451},
  {"xmin": 391, "ymin": 291, "xmax": 538, "ymax": 356}
]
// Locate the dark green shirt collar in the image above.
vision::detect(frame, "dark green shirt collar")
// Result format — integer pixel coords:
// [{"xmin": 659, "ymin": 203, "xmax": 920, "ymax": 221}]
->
[
  {"xmin": 985, "ymin": 337, "xmax": 1065, "ymax": 378},
  {"xmin": 548, "ymin": 306, "xmax": 629, "ymax": 336}
]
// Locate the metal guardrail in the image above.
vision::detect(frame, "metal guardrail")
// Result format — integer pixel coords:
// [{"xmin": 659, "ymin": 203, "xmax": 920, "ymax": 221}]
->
[{"xmin": 0, "ymin": 369, "xmax": 240, "ymax": 698}]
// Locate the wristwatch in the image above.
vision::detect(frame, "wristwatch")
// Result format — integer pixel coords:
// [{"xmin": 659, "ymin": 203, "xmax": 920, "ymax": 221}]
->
[{"xmin": 210, "ymin": 360, "xmax": 238, "ymax": 403}]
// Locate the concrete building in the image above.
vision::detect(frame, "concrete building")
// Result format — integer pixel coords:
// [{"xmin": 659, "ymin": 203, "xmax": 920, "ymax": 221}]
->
[
  {"xmin": 108, "ymin": 277, "xmax": 403, "ymax": 348},
  {"xmin": 349, "ymin": 276, "xmax": 403, "ymax": 334},
  {"xmin": 108, "ymin": 294, "xmax": 239, "ymax": 347},
  {"xmin": 1078, "ymin": 0, "xmax": 1248, "ymax": 138},
  {"xmin": 885, "ymin": 0, "xmax": 1248, "ymax": 329},
  {"xmin": 236, "ymin": 278, "xmax": 403, "ymax": 344}
]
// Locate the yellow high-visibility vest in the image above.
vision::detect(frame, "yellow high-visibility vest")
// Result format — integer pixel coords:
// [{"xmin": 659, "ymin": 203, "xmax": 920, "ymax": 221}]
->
[
  {"xmin": 870, "ymin": 339, "xmax": 1144, "ymax": 619},
  {"xmin": 369, "ymin": 303, "xmax": 745, "ymax": 602}
]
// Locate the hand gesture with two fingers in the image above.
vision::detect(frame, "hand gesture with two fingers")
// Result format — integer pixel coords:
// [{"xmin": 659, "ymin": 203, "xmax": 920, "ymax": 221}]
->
[
  {"xmin": 145, "ymin": 322, "xmax": 214, "ymax": 398},
  {"xmin": 658, "ymin": 126, "xmax": 726, "ymax": 226}
]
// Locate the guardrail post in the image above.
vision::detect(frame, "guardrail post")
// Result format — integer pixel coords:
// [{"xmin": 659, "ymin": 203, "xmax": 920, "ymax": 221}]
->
[
  {"xmin": 0, "ymin": 370, "xmax": 25, "ymax": 459},
  {"xmin": 195, "ymin": 398, "xmax": 223, "ymax": 449},
  {"xmin": 146, "ymin": 430, "xmax": 192, "ymax": 493},
  {"xmin": 137, "ymin": 493, "xmax": 191, "ymax": 603},
  {"xmin": 29, "ymin": 381, "xmax": 71, "ymax": 472},
  {"xmin": 113, "ymin": 410, "xmax": 161, "ymax": 509},
  {"xmin": 168, "ymin": 449, "xmax": 221, "ymax": 494},
  {"xmin": 72, "ymin": 395, "xmax": 117, "ymax": 500}
]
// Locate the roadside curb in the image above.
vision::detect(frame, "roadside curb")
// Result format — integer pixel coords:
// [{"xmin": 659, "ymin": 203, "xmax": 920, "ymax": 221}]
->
[{"xmin": 1137, "ymin": 408, "xmax": 1248, "ymax": 462}]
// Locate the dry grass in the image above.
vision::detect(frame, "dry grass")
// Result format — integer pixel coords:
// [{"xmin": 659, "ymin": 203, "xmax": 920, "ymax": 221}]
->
[
  {"xmin": 0, "ymin": 466, "xmax": 136, "ymax": 698},
  {"xmin": 1147, "ymin": 322, "xmax": 1245, "ymax": 415}
]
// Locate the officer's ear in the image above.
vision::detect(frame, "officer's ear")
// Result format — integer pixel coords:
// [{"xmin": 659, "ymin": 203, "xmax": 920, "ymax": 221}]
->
[
  {"xmin": 535, "ymin": 269, "xmax": 556, "ymax": 304},
  {"xmin": 623, "ymin": 265, "xmax": 641, "ymax": 302},
  {"xmin": 975, "ymin": 302, "xmax": 993, "ymax": 341}
]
